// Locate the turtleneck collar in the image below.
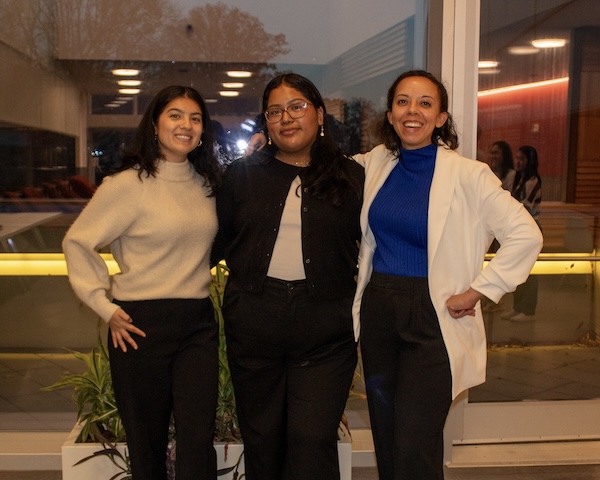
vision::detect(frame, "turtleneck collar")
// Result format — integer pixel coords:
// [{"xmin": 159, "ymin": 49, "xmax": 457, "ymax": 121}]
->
[
  {"xmin": 400, "ymin": 143, "xmax": 437, "ymax": 172},
  {"xmin": 155, "ymin": 159, "xmax": 195, "ymax": 182}
]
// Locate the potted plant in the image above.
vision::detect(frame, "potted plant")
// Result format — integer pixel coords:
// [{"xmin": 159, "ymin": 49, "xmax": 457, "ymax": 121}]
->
[{"xmin": 54, "ymin": 340, "xmax": 130, "ymax": 480}]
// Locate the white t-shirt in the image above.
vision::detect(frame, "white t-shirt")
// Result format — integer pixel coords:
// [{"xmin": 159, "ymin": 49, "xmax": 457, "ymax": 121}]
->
[{"xmin": 267, "ymin": 175, "xmax": 306, "ymax": 280}]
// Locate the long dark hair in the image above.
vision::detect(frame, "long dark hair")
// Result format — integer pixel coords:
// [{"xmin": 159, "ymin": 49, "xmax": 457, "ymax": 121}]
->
[
  {"xmin": 376, "ymin": 70, "xmax": 459, "ymax": 155},
  {"xmin": 490, "ymin": 140, "xmax": 514, "ymax": 181},
  {"xmin": 260, "ymin": 73, "xmax": 361, "ymax": 205},
  {"xmin": 513, "ymin": 145, "xmax": 542, "ymax": 194},
  {"xmin": 117, "ymin": 85, "xmax": 221, "ymax": 194}
]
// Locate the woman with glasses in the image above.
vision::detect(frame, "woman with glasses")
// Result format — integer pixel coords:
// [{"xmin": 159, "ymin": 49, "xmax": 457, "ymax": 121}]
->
[{"xmin": 213, "ymin": 73, "xmax": 364, "ymax": 480}]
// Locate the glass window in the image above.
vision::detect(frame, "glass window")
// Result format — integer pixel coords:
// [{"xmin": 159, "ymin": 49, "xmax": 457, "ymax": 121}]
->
[
  {"xmin": 474, "ymin": 0, "xmax": 600, "ymax": 404},
  {"xmin": 0, "ymin": 0, "xmax": 427, "ymax": 429}
]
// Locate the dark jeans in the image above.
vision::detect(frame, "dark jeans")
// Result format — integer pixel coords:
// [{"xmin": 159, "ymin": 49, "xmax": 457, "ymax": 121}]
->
[
  {"xmin": 360, "ymin": 272, "xmax": 452, "ymax": 480},
  {"xmin": 223, "ymin": 278, "xmax": 358, "ymax": 480},
  {"xmin": 109, "ymin": 298, "xmax": 218, "ymax": 480},
  {"xmin": 513, "ymin": 274, "xmax": 538, "ymax": 315}
]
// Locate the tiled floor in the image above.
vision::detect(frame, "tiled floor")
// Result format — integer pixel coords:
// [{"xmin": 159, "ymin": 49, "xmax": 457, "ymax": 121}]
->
[
  {"xmin": 0, "ymin": 353, "xmax": 82, "ymax": 431},
  {"xmin": 470, "ymin": 344, "xmax": 600, "ymax": 402}
]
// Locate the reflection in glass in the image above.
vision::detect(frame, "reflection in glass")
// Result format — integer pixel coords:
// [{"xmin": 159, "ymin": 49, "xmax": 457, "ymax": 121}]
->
[
  {"xmin": 0, "ymin": 1, "xmax": 425, "ymax": 430},
  {"xmin": 474, "ymin": 0, "xmax": 600, "ymax": 404}
]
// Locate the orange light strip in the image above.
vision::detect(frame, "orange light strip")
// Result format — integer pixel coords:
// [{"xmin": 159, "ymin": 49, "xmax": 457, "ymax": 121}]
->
[{"xmin": 478, "ymin": 77, "xmax": 569, "ymax": 97}]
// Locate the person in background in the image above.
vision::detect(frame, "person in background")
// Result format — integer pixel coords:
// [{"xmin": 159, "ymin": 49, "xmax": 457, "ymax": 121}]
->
[
  {"xmin": 63, "ymin": 85, "xmax": 222, "ymax": 480},
  {"xmin": 488, "ymin": 140, "xmax": 516, "ymax": 189},
  {"xmin": 485, "ymin": 139, "xmax": 517, "ymax": 259},
  {"xmin": 214, "ymin": 73, "xmax": 364, "ymax": 480},
  {"xmin": 501, "ymin": 145, "xmax": 543, "ymax": 322},
  {"xmin": 352, "ymin": 70, "xmax": 543, "ymax": 480}
]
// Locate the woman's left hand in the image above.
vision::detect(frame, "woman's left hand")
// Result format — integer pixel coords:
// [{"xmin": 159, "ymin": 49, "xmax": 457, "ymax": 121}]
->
[{"xmin": 446, "ymin": 288, "xmax": 483, "ymax": 318}]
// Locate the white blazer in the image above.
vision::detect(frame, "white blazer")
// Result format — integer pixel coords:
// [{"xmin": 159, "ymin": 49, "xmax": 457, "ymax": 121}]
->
[{"xmin": 352, "ymin": 144, "xmax": 543, "ymax": 399}]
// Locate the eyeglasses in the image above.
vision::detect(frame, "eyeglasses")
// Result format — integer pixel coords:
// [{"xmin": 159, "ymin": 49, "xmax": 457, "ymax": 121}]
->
[{"xmin": 264, "ymin": 101, "xmax": 312, "ymax": 123}]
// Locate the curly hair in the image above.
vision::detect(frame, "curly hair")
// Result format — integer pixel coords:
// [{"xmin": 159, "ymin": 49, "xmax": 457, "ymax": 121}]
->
[
  {"xmin": 376, "ymin": 70, "xmax": 459, "ymax": 154},
  {"xmin": 117, "ymin": 85, "xmax": 221, "ymax": 195}
]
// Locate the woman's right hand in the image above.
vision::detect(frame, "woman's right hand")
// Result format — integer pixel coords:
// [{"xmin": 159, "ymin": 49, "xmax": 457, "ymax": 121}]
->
[{"xmin": 108, "ymin": 308, "xmax": 146, "ymax": 352}]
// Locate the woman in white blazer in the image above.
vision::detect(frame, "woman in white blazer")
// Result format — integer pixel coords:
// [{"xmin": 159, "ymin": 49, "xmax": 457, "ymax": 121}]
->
[{"xmin": 352, "ymin": 71, "xmax": 543, "ymax": 480}]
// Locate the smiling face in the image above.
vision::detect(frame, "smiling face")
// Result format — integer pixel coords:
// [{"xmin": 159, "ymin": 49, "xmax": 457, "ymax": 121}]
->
[
  {"xmin": 265, "ymin": 83, "xmax": 324, "ymax": 161},
  {"xmin": 514, "ymin": 149, "xmax": 527, "ymax": 172},
  {"xmin": 155, "ymin": 96, "xmax": 203, "ymax": 163},
  {"xmin": 386, "ymin": 76, "xmax": 448, "ymax": 150},
  {"xmin": 488, "ymin": 143, "xmax": 504, "ymax": 171}
]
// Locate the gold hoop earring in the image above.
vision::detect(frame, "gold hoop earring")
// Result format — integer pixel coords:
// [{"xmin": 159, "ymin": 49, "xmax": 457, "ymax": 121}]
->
[{"xmin": 197, "ymin": 139, "xmax": 202, "ymax": 147}]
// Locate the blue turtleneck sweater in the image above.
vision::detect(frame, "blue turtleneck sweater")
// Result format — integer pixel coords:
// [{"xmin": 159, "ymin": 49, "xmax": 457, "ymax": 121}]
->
[{"xmin": 368, "ymin": 143, "xmax": 437, "ymax": 277}]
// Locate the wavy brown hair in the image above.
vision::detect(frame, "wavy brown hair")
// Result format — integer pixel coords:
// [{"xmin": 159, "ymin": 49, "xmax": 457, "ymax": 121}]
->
[
  {"xmin": 376, "ymin": 70, "xmax": 459, "ymax": 155},
  {"xmin": 117, "ymin": 85, "xmax": 221, "ymax": 195}
]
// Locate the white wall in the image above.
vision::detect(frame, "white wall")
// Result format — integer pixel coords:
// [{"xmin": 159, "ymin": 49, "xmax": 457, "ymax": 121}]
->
[{"xmin": 0, "ymin": 44, "xmax": 82, "ymax": 134}]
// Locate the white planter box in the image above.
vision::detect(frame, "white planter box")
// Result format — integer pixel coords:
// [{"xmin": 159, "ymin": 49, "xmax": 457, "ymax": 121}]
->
[
  {"xmin": 61, "ymin": 425, "xmax": 128, "ymax": 480},
  {"xmin": 62, "ymin": 424, "xmax": 352, "ymax": 479}
]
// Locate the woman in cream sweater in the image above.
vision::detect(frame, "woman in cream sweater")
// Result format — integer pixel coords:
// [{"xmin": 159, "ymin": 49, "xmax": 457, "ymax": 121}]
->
[{"xmin": 62, "ymin": 85, "xmax": 221, "ymax": 480}]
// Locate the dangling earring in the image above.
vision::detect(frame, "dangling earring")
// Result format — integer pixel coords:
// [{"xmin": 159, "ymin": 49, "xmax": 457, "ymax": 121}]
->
[
  {"xmin": 197, "ymin": 139, "xmax": 202, "ymax": 147},
  {"xmin": 267, "ymin": 134, "xmax": 272, "ymax": 145},
  {"xmin": 320, "ymin": 125, "xmax": 325, "ymax": 137},
  {"xmin": 154, "ymin": 134, "xmax": 158, "ymax": 142}
]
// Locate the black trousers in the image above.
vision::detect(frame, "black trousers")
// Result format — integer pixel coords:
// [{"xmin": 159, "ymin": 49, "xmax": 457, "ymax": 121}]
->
[
  {"xmin": 360, "ymin": 272, "xmax": 452, "ymax": 480},
  {"xmin": 109, "ymin": 298, "xmax": 218, "ymax": 480},
  {"xmin": 513, "ymin": 274, "xmax": 538, "ymax": 315},
  {"xmin": 223, "ymin": 278, "xmax": 358, "ymax": 480}
]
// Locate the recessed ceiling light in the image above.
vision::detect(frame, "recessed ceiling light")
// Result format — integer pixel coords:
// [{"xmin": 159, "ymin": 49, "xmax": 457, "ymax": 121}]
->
[
  {"xmin": 508, "ymin": 45, "xmax": 540, "ymax": 55},
  {"xmin": 226, "ymin": 71, "xmax": 252, "ymax": 78},
  {"xmin": 112, "ymin": 69, "xmax": 140, "ymax": 76},
  {"xmin": 478, "ymin": 60, "xmax": 499, "ymax": 69},
  {"xmin": 119, "ymin": 88, "xmax": 141, "ymax": 95},
  {"xmin": 219, "ymin": 91, "xmax": 240, "ymax": 97},
  {"xmin": 117, "ymin": 80, "xmax": 142, "ymax": 87},
  {"xmin": 531, "ymin": 38, "xmax": 566, "ymax": 48},
  {"xmin": 222, "ymin": 82, "xmax": 244, "ymax": 88},
  {"xmin": 205, "ymin": 98, "xmax": 218, "ymax": 103}
]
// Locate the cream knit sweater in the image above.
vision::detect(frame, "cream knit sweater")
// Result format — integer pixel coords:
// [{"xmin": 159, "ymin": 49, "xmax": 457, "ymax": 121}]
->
[{"xmin": 62, "ymin": 159, "xmax": 217, "ymax": 323}]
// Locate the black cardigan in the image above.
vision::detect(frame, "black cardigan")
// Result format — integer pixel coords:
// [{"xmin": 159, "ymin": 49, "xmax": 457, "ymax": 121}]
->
[{"xmin": 214, "ymin": 151, "xmax": 364, "ymax": 300}]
